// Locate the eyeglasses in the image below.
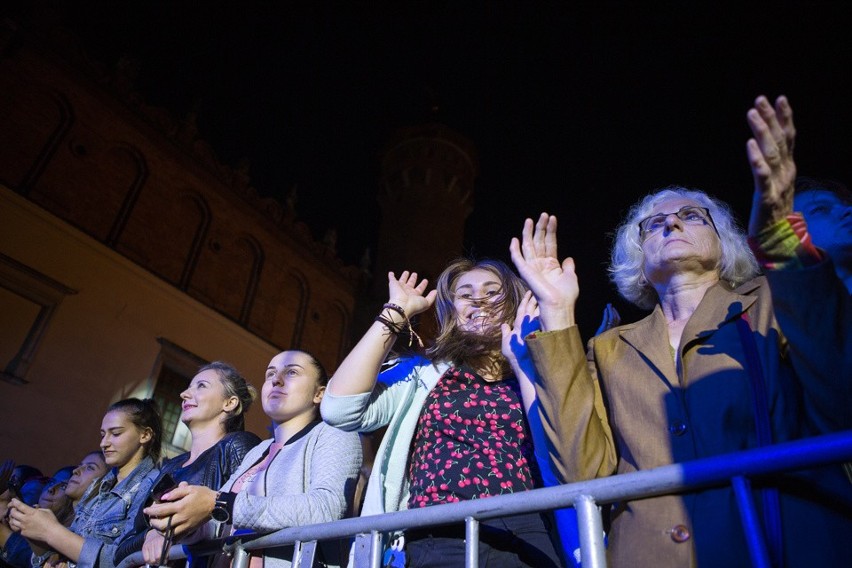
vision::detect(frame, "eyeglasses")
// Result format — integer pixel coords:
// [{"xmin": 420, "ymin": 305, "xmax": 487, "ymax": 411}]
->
[{"xmin": 637, "ymin": 206, "xmax": 716, "ymax": 240}]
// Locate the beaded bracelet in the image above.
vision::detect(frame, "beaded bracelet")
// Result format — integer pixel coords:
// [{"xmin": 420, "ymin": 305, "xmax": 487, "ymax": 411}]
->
[
  {"xmin": 382, "ymin": 303, "xmax": 406, "ymax": 317},
  {"xmin": 376, "ymin": 305, "xmax": 423, "ymax": 348}
]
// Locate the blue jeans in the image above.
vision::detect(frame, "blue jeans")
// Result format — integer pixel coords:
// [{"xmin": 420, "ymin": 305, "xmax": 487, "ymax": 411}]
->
[{"xmin": 406, "ymin": 512, "xmax": 563, "ymax": 567}]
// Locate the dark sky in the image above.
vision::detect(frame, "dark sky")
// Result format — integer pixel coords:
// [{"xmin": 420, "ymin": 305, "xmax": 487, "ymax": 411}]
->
[{"xmin": 36, "ymin": 2, "xmax": 852, "ymax": 333}]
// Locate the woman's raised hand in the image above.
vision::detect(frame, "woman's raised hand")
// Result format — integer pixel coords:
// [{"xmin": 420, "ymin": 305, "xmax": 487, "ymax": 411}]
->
[
  {"xmin": 510, "ymin": 213, "xmax": 578, "ymax": 331},
  {"xmin": 387, "ymin": 271, "xmax": 437, "ymax": 317},
  {"xmin": 746, "ymin": 95, "xmax": 797, "ymax": 235},
  {"xmin": 501, "ymin": 291, "xmax": 540, "ymax": 372}
]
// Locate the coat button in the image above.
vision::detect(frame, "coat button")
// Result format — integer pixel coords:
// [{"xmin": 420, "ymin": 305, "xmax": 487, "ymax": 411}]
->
[
  {"xmin": 669, "ymin": 420, "xmax": 688, "ymax": 436},
  {"xmin": 670, "ymin": 524, "xmax": 690, "ymax": 543}
]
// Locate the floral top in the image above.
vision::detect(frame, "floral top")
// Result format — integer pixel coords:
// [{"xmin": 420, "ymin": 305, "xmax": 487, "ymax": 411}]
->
[{"xmin": 407, "ymin": 366, "xmax": 536, "ymax": 508}]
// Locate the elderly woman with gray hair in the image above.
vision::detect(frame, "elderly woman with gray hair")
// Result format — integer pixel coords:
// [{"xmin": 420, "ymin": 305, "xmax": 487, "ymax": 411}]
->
[{"xmin": 510, "ymin": 95, "xmax": 852, "ymax": 567}]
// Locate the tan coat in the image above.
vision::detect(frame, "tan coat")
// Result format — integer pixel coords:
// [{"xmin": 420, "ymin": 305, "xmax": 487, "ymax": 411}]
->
[{"xmin": 528, "ymin": 274, "xmax": 852, "ymax": 567}]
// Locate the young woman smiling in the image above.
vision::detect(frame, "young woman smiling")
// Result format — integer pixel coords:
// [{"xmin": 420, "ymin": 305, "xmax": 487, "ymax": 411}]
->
[{"xmin": 115, "ymin": 362, "xmax": 261, "ymax": 565}]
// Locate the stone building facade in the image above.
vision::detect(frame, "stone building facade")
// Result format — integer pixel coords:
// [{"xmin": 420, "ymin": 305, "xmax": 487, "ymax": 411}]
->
[{"xmin": 0, "ymin": 17, "xmax": 360, "ymax": 468}]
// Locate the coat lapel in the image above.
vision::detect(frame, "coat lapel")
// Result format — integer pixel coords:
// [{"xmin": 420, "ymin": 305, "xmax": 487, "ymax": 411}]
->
[
  {"xmin": 617, "ymin": 279, "xmax": 761, "ymax": 390},
  {"xmin": 619, "ymin": 306, "xmax": 679, "ymax": 390},
  {"xmin": 680, "ymin": 280, "xmax": 759, "ymax": 353}
]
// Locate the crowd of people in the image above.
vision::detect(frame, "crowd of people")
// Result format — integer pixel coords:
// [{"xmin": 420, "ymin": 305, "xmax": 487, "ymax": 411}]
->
[{"xmin": 2, "ymin": 94, "xmax": 849, "ymax": 568}]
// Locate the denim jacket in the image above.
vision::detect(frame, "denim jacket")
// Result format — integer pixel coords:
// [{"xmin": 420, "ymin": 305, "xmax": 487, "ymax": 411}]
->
[{"xmin": 70, "ymin": 456, "xmax": 158, "ymax": 568}]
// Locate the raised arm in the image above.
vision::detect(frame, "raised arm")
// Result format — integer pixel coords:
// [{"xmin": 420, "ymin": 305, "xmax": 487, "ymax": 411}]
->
[
  {"xmin": 326, "ymin": 271, "xmax": 436, "ymax": 396},
  {"xmin": 746, "ymin": 94, "xmax": 797, "ymax": 237},
  {"xmin": 509, "ymin": 212, "xmax": 616, "ymax": 483},
  {"xmin": 745, "ymin": 95, "xmax": 852, "ymax": 433},
  {"xmin": 509, "ymin": 213, "xmax": 578, "ymax": 332},
  {"xmin": 500, "ymin": 290, "xmax": 541, "ymax": 413}
]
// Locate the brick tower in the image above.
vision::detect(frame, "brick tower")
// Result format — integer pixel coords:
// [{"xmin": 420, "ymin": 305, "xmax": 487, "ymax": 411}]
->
[{"xmin": 368, "ymin": 123, "xmax": 479, "ymax": 342}]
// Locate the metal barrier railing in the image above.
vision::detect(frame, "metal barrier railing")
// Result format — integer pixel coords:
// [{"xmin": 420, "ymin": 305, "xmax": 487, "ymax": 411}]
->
[{"xmin": 119, "ymin": 430, "xmax": 852, "ymax": 568}]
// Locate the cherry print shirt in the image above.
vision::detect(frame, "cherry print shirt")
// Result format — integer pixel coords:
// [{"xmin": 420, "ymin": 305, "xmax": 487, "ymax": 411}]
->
[{"xmin": 407, "ymin": 366, "xmax": 536, "ymax": 508}]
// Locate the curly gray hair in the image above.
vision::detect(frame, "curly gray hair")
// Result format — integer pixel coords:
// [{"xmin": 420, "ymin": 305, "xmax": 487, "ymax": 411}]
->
[{"xmin": 609, "ymin": 187, "xmax": 759, "ymax": 310}]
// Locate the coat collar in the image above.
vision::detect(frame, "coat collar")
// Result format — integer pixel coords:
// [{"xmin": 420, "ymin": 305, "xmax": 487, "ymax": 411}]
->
[{"xmin": 617, "ymin": 278, "xmax": 761, "ymax": 386}]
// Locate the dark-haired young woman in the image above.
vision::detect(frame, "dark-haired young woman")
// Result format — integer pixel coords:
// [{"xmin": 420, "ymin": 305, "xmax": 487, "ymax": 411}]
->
[
  {"xmin": 8, "ymin": 398, "xmax": 162, "ymax": 568},
  {"xmin": 143, "ymin": 350, "xmax": 362, "ymax": 568}
]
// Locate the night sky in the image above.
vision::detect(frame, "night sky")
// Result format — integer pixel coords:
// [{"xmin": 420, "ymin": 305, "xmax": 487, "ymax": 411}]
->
[{"xmin": 29, "ymin": 2, "xmax": 852, "ymax": 333}]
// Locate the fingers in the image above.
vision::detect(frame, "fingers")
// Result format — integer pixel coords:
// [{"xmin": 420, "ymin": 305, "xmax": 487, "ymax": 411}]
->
[
  {"xmin": 748, "ymin": 95, "xmax": 795, "ymax": 170},
  {"xmin": 520, "ymin": 217, "xmax": 536, "ymax": 260},
  {"xmin": 509, "ymin": 237, "xmax": 525, "ymax": 271},
  {"xmin": 747, "ymin": 105, "xmax": 779, "ymax": 167},
  {"xmin": 746, "ymin": 138, "xmax": 771, "ymax": 185},
  {"xmin": 775, "ymin": 95, "xmax": 796, "ymax": 155},
  {"xmin": 424, "ymin": 289, "xmax": 438, "ymax": 306},
  {"xmin": 144, "ymin": 501, "xmax": 176, "ymax": 520},
  {"xmin": 532, "ymin": 213, "xmax": 557, "ymax": 258},
  {"xmin": 414, "ymin": 277, "xmax": 430, "ymax": 295},
  {"xmin": 754, "ymin": 96, "xmax": 788, "ymax": 158},
  {"xmin": 500, "ymin": 322, "xmax": 511, "ymax": 345},
  {"xmin": 533, "ymin": 213, "xmax": 548, "ymax": 255},
  {"xmin": 514, "ymin": 291, "xmax": 531, "ymax": 325},
  {"xmin": 544, "ymin": 214, "xmax": 558, "ymax": 260}
]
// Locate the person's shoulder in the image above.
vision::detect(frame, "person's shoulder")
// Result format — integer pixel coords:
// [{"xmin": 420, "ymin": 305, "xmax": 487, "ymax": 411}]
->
[
  {"xmin": 732, "ymin": 274, "xmax": 766, "ymax": 291},
  {"xmin": 220, "ymin": 430, "xmax": 263, "ymax": 449},
  {"xmin": 379, "ymin": 354, "xmax": 432, "ymax": 384},
  {"xmin": 160, "ymin": 452, "xmax": 189, "ymax": 473},
  {"xmin": 314, "ymin": 421, "xmax": 361, "ymax": 442}
]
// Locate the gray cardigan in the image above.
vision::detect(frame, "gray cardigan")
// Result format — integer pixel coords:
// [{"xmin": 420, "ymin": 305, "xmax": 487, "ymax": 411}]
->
[{"xmin": 216, "ymin": 421, "xmax": 362, "ymax": 568}]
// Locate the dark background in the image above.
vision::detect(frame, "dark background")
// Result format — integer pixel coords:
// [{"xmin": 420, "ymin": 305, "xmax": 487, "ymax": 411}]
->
[{"xmin": 27, "ymin": 2, "xmax": 852, "ymax": 331}]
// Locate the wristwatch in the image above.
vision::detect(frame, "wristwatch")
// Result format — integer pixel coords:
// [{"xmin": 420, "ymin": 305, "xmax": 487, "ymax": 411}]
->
[{"xmin": 211, "ymin": 491, "xmax": 235, "ymax": 523}]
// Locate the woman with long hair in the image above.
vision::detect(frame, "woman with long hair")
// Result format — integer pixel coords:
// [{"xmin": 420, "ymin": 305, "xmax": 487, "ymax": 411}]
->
[{"xmin": 320, "ymin": 259, "xmax": 574, "ymax": 567}]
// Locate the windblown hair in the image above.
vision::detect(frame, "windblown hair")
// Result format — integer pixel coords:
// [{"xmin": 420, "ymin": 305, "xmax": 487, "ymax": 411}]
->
[
  {"xmin": 197, "ymin": 361, "xmax": 257, "ymax": 433},
  {"xmin": 107, "ymin": 398, "xmax": 164, "ymax": 464},
  {"xmin": 427, "ymin": 258, "xmax": 528, "ymax": 366},
  {"xmin": 609, "ymin": 187, "xmax": 759, "ymax": 310}
]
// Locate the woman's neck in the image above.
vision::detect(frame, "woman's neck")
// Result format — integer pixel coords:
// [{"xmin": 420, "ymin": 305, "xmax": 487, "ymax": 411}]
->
[
  {"xmin": 272, "ymin": 412, "xmax": 317, "ymax": 444},
  {"xmin": 655, "ymin": 272, "xmax": 719, "ymax": 324},
  {"xmin": 116, "ymin": 450, "xmax": 146, "ymax": 482},
  {"xmin": 470, "ymin": 350, "xmax": 508, "ymax": 382},
  {"xmin": 184, "ymin": 421, "xmax": 227, "ymax": 466}
]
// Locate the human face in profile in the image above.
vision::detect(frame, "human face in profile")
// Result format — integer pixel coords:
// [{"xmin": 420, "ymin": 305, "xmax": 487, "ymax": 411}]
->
[
  {"xmin": 38, "ymin": 480, "xmax": 69, "ymax": 513},
  {"xmin": 65, "ymin": 452, "xmax": 107, "ymax": 500},
  {"xmin": 180, "ymin": 369, "xmax": 235, "ymax": 428},
  {"xmin": 795, "ymin": 190, "xmax": 852, "ymax": 262},
  {"xmin": 99, "ymin": 410, "xmax": 151, "ymax": 470}
]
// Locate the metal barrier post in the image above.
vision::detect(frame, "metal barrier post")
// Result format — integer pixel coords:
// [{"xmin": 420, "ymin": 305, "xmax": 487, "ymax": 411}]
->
[
  {"xmin": 230, "ymin": 543, "xmax": 250, "ymax": 568},
  {"xmin": 575, "ymin": 494, "xmax": 606, "ymax": 568},
  {"xmin": 293, "ymin": 540, "xmax": 317, "ymax": 568},
  {"xmin": 732, "ymin": 476, "xmax": 771, "ymax": 568},
  {"xmin": 353, "ymin": 530, "xmax": 383, "ymax": 568},
  {"xmin": 465, "ymin": 516, "xmax": 479, "ymax": 568}
]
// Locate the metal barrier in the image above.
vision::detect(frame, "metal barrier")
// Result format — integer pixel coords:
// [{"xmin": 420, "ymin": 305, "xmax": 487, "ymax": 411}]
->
[{"xmin": 118, "ymin": 430, "xmax": 852, "ymax": 568}]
